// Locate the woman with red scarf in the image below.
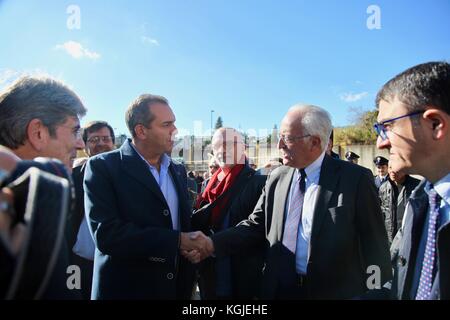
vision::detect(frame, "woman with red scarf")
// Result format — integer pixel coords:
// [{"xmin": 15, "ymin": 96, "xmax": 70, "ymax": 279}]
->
[{"xmin": 192, "ymin": 128, "xmax": 267, "ymax": 300}]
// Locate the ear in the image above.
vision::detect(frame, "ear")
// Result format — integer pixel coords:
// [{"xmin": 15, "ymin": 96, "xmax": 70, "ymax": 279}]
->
[
  {"xmin": 423, "ymin": 108, "xmax": 448, "ymax": 140},
  {"xmin": 134, "ymin": 124, "xmax": 147, "ymax": 140},
  {"xmin": 26, "ymin": 119, "xmax": 50, "ymax": 151},
  {"xmin": 310, "ymin": 136, "xmax": 322, "ymax": 151}
]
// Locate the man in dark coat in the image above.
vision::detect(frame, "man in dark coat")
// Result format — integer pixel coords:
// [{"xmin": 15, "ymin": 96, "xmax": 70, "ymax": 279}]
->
[
  {"xmin": 85, "ymin": 94, "xmax": 195, "ymax": 299},
  {"xmin": 379, "ymin": 166, "xmax": 420, "ymax": 244},
  {"xmin": 184, "ymin": 104, "xmax": 392, "ymax": 299},
  {"xmin": 69, "ymin": 121, "xmax": 115, "ymax": 300},
  {"xmin": 191, "ymin": 128, "xmax": 266, "ymax": 299},
  {"xmin": 375, "ymin": 61, "xmax": 450, "ymax": 300}
]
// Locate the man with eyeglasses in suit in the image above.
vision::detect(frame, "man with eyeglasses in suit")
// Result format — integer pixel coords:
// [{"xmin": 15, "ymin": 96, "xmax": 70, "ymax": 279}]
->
[
  {"xmin": 374, "ymin": 61, "xmax": 450, "ymax": 300},
  {"xmin": 0, "ymin": 76, "xmax": 87, "ymax": 299},
  {"xmin": 183, "ymin": 104, "xmax": 392, "ymax": 299},
  {"xmin": 69, "ymin": 121, "xmax": 115, "ymax": 300}
]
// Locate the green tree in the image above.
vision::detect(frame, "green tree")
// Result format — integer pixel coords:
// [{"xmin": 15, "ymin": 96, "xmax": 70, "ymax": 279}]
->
[
  {"xmin": 215, "ymin": 116, "xmax": 223, "ymax": 129},
  {"xmin": 266, "ymin": 124, "xmax": 278, "ymax": 144},
  {"xmin": 334, "ymin": 108, "xmax": 379, "ymax": 145}
]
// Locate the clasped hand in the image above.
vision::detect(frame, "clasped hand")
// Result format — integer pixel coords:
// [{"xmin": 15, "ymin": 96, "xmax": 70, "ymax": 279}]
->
[{"xmin": 180, "ymin": 231, "xmax": 214, "ymax": 264}]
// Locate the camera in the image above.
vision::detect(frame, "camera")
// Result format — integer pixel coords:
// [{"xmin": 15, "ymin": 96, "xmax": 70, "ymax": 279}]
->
[{"xmin": 1, "ymin": 157, "xmax": 75, "ymax": 299}]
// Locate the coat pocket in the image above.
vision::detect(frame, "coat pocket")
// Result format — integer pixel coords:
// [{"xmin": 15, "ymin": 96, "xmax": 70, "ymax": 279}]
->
[{"xmin": 328, "ymin": 205, "xmax": 348, "ymax": 224}]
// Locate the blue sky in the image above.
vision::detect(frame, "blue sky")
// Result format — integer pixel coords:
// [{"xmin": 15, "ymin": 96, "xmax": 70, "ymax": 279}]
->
[{"xmin": 1, "ymin": 0, "xmax": 449, "ymax": 138}]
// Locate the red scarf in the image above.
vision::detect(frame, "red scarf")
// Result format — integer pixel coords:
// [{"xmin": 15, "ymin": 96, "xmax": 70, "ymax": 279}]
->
[{"xmin": 195, "ymin": 164, "xmax": 244, "ymax": 228}]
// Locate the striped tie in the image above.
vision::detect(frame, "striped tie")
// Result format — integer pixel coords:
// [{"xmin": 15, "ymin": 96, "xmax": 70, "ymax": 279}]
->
[
  {"xmin": 282, "ymin": 169, "xmax": 306, "ymax": 254},
  {"xmin": 415, "ymin": 187, "xmax": 441, "ymax": 300}
]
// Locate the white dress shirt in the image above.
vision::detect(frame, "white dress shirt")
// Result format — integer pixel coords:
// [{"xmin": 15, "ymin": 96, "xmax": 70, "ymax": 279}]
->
[
  {"xmin": 72, "ymin": 215, "xmax": 96, "ymax": 260},
  {"xmin": 285, "ymin": 151, "xmax": 326, "ymax": 274},
  {"xmin": 132, "ymin": 143, "xmax": 179, "ymax": 230}
]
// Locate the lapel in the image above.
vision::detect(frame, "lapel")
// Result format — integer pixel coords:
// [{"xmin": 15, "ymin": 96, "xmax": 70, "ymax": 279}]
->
[
  {"xmin": 120, "ymin": 139, "xmax": 168, "ymax": 206},
  {"xmin": 406, "ymin": 181, "xmax": 428, "ymax": 270},
  {"xmin": 226, "ymin": 165, "xmax": 255, "ymax": 218},
  {"xmin": 168, "ymin": 162, "xmax": 190, "ymax": 231},
  {"xmin": 309, "ymin": 155, "xmax": 340, "ymax": 249},
  {"xmin": 406, "ymin": 181, "xmax": 428, "ymax": 263},
  {"xmin": 397, "ymin": 181, "xmax": 428, "ymax": 298},
  {"xmin": 232, "ymin": 165, "xmax": 254, "ymax": 189},
  {"xmin": 276, "ymin": 167, "xmax": 295, "ymax": 241}
]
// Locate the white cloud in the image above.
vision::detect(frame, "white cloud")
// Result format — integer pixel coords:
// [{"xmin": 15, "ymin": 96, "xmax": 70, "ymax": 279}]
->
[
  {"xmin": 54, "ymin": 41, "xmax": 101, "ymax": 60},
  {"xmin": 0, "ymin": 69, "xmax": 19, "ymax": 85},
  {"xmin": 141, "ymin": 36, "xmax": 159, "ymax": 46},
  {"xmin": 339, "ymin": 91, "xmax": 368, "ymax": 102},
  {"xmin": 0, "ymin": 69, "xmax": 68, "ymax": 92}
]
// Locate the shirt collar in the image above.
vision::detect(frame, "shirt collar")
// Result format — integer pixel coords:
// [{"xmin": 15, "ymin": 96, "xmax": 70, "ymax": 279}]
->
[
  {"xmin": 130, "ymin": 142, "xmax": 171, "ymax": 171},
  {"xmin": 296, "ymin": 151, "xmax": 326, "ymax": 184},
  {"xmin": 425, "ymin": 173, "xmax": 450, "ymax": 206}
]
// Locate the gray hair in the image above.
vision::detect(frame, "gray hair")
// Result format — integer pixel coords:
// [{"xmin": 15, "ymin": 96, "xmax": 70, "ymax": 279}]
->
[
  {"xmin": 125, "ymin": 94, "xmax": 169, "ymax": 137},
  {"xmin": 0, "ymin": 76, "xmax": 87, "ymax": 149},
  {"xmin": 288, "ymin": 104, "xmax": 333, "ymax": 152}
]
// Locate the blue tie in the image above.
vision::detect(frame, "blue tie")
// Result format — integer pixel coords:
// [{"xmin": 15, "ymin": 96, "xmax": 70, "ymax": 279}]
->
[
  {"xmin": 282, "ymin": 169, "xmax": 306, "ymax": 254},
  {"xmin": 415, "ymin": 187, "xmax": 441, "ymax": 300}
]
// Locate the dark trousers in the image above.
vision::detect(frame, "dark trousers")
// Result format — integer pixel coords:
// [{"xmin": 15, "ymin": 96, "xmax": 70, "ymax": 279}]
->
[
  {"xmin": 275, "ymin": 247, "xmax": 308, "ymax": 300},
  {"xmin": 70, "ymin": 253, "xmax": 94, "ymax": 300}
]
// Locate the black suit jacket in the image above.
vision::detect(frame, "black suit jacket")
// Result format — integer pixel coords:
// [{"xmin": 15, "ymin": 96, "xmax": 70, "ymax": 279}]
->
[
  {"xmin": 227, "ymin": 170, "xmax": 267, "ymax": 299},
  {"xmin": 390, "ymin": 180, "xmax": 450, "ymax": 300},
  {"xmin": 193, "ymin": 165, "xmax": 267, "ymax": 299},
  {"xmin": 84, "ymin": 139, "xmax": 195, "ymax": 299},
  {"xmin": 212, "ymin": 155, "xmax": 392, "ymax": 299}
]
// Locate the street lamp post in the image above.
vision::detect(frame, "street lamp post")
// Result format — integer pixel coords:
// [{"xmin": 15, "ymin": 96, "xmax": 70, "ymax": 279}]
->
[{"xmin": 210, "ymin": 109, "xmax": 215, "ymax": 140}]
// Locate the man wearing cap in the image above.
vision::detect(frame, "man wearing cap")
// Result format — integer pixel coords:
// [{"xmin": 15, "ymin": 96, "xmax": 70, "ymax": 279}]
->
[
  {"xmin": 374, "ymin": 156, "xmax": 389, "ymax": 189},
  {"xmin": 345, "ymin": 151, "xmax": 360, "ymax": 164},
  {"xmin": 375, "ymin": 61, "xmax": 450, "ymax": 300}
]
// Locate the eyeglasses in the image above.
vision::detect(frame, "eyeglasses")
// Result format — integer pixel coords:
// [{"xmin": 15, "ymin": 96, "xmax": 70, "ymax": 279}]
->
[
  {"xmin": 278, "ymin": 134, "xmax": 311, "ymax": 144},
  {"xmin": 59, "ymin": 125, "xmax": 82, "ymax": 140},
  {"xmin": 87, "ymin": 136, "xmax": 113, "ymax": 144},
  {"xmin": 373, "ymin": 110, "xmax": 425, "ymax": 141}
]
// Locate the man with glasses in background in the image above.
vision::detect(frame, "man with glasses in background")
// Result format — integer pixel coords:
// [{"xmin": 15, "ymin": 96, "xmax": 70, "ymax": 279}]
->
[
  {"xmin": 69, "ymin": 121, "xmax": 115, "ymax": 300},
  {"xmin": 374, "ymin": 61, "xmax": 450, "ymax": 300}
]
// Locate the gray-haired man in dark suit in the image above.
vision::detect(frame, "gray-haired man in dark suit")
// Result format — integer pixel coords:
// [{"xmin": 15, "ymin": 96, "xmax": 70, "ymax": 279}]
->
[{"xmin": 183, "ymin": 104, "xmax": 392, "ymax": 299}]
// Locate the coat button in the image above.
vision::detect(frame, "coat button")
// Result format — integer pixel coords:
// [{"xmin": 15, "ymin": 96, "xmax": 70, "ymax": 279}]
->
[
  {"xmin": 167, "ymin": 273, "xmax": 174, "ymax": 280},
  {"xmin": 163, "ymin": 209, "xmax": 170, "ymax": 216},
  {"xmin": 397, "ymin": 255, "xmax": 407, "ymax": 267}
]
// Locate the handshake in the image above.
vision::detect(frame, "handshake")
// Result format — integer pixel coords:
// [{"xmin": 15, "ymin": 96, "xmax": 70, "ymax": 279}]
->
[{"xmin": 180, "ymin": 231, "xmax": 215, "ymax": 264}]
